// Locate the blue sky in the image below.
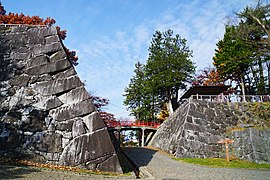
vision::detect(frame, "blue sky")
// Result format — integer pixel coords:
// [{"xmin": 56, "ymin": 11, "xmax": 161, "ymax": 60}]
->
[{"xmin": 3, "ymin": 0, "xmax": 258, "ymax": 119}]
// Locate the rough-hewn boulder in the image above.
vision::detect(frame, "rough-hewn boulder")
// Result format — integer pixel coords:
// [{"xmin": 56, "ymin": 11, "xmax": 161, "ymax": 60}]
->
[
  {"xmin": 150, "ymin": 99, "xmax": 270, "ymax": 164},
  {"xmin": 0, "ymin": 26, "xmax": 122, "ymax": 173}
]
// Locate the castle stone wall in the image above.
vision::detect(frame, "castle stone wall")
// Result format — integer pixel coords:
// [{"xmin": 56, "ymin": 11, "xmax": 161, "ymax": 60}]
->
[{"xmin": 0, "ymin": 26, "xmax": 122, "ymax": 173}]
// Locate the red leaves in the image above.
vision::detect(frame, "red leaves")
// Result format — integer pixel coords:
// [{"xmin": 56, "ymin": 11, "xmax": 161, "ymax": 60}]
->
[
  {"xmin": 56, "ymin": 26, "xmax": 67, "ymax": 40},
  {"xmin": 193, "ymin": 67, "xmax": 224, "ymax": 87},
  {"xmin": 44, "ymin": 17, "xmax": 56, "ymax": 26},
  {"xmin": 64, "ymin": 47, "xmax": 78, "ymax": 65},
  {"xmin": 0, "ymin": 2, "xmax": 79, "ymax": 65},
  {"xmin": 0, "ymin": 12, "xmax": 56, "ymax": 26},
  {"xmin": 99, "ymin": 111, "xmax": 116, "ymax": 121},
  {"xmin": 90, "ymin": 95, "xmax": 117, "ymax": 124}
]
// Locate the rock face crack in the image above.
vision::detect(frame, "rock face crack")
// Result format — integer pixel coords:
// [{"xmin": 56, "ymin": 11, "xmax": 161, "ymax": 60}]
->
[{"xmin": 0, "ymin": 26, "xmax": 122, "ymax": 173}]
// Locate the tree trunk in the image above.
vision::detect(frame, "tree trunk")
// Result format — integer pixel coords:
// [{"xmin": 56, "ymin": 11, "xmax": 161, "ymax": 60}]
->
[
  {"xmin": 267, "ymin": 62, "xmax": 270, "ymax": 94},
  {"xmin": 240, "ymin": 74, "xmax": 246, "ymax": 102},
  {"xmin": 166, "ymin": 101, "xmax": 173, "ymax": 115},
  {"xmin": 166, "ymin": 98, "xmax": 179, "ymax": 115},
  {"xmin": 166, "ymin": 87, "xmax": 180, "ymax": 115},
  {"xmin": 258, "ymin": 59, "xmax": 265, "ymax": 94}
]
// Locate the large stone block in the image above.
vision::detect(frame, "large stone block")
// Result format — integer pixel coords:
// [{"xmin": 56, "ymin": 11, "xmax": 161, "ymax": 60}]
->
[
  {"xmin": 97, "ymin": 154, "xmax": 122, "ymax": 173},
  {"xmin": 31, "ymin": 75, "xmax": 82, "ymax": 96},
  {"xmin": 59, "ymin": 129, "xmax": 122, "ymax": 173},
  {"xmin": 56, "ymin": 119, "xmax": 75, "ymax": 132},
  {"xmin": 43, "ymin": 42, "xmax": 62, "ymax": 54},
  {"xmin": 26, "ymin": 55, "xmax": 48, "ymax": 68},
  {"xmin": 72, "ymin": 118, "xmax": 87, "ymax": 138},
  {"xmin": 10, "ymin": 34, "xmax": 28, "ymax": 48},
  {"xmin": 33, "ymin": 95, "xmax": 63, "ymax": 110},
  {"xmin": 49, "ymin": 99, "xmax": 95, "ymax": 121},
  {"xmin": 25, "ymin": 58, "xmax": 71, "ymax": 76},
  {"xmin": 49, "ymin": 50, "xmax": 67, "ymax": 62},
  {"xmin": 189, "ymin": 109, "xmax": 206, "ymax": 119},
  {"xmin": 9, "ymin": 74, "xmax": 30, "ymax": 87},
  {"xmin": 83, "ymin": 112, "xmax": 106, "ymax": 132},
  {"xmin": 27, "ymin": 27, "xmax": 57, "ymax": 39},
  {"xmin": 10, "ymin": 51, "xmax": 31, "ymax": 60},
  {"xmin": 34, "ymin": 132, "xmax": 62, "ymax": 153},
  {"xmin": 53, "ymin": 68, "xmax": 76, "ymax": 80},
  {"xmin": 45, "ymin": 35, "xmax": 60, "ymax": 44},
  {"xmin": 8, "ymin": 87, "xmax": 36, "ymax": 109},
  {"xmin": 58, "ymin": 86, "xmax": 90, "ymax": 105}
]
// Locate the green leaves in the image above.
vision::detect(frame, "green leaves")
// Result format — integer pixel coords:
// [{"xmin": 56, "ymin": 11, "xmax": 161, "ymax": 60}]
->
[
  {"xmin": 123, "ymin": 29, "xmax": 195, "ymax": 120},
  {"xmin": 146, "ymin": 29, "xmax": 195, "ymax": 100},
  {"xmin": 213, "ymin": 26, "xmax": 253, "ymax": 80},
  {"xmin": 213, "ymin": 1, "xmax": 270, "ymax": 95}
]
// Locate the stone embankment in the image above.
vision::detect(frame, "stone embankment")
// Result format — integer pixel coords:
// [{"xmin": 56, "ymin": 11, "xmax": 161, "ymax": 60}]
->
[
  {"xmin": 0, "ymin": 26, "xmax": 122, "ymax": 173},
  {"xmin": 150, "ymin": 99, "xmax": 270, "ymax": 164}
]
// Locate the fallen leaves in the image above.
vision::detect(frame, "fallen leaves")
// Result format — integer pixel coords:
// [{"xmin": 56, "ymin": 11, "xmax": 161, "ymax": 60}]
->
[{"xmin": 0, "ymin": 157, "xmax": 121, "ymax": 176}]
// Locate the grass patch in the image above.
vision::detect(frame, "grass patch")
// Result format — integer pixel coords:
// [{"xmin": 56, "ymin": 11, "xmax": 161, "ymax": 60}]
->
[{"xmin": 175, "ymin": 158, "xmax": 270, "ymax": 170}]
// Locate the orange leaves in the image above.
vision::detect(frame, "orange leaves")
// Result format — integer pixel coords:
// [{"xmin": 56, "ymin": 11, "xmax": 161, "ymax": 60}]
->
[
  {"xmin": 157, "ymin": 105, "xmax": 169, "ymax": 121},
  {"xmin": 0, "ymin": 12, "xmax": 56, "ymax": 26},
  {"xmin": 0, "ymin": 157, "xmax": 91, "ymax": 173},
  {"xmin": 193, "ymin": 67, "xmax": 224, "ymax": 87},
  {"xmin": 203, "ymin": 70, "xmax": 223, "ymax": 86},
  {"xmin": 0, "ymin": 2, "xmax": 79, "ymax": 65},
  {"xmin": 220, "ymin": 63, "xmax": 226, "ymax": 67}
]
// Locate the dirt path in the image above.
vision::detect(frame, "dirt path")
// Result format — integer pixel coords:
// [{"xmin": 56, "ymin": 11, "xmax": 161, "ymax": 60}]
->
[
  {"xmin": 124, "ymin": 147, "xmax": 270, "ymax": 180},
  {"xmin": 1, "ymin": 147, "xmax": 269, "ymax": 180},
  {"xmin": 0, "ymin": 164, "xmax": 136, "ymax": 179}
]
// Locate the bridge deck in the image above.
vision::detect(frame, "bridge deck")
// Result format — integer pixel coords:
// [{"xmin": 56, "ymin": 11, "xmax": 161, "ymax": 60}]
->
[
  {"xmin": 106, "ymin": 121, "xmax": 161, "ymax": 129},
  {"xmin": 106, "ymin": 121, "xmax": 161, "ymax": 147}
]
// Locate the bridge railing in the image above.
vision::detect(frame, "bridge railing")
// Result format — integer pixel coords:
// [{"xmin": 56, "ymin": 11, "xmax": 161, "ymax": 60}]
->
[
  {"xmin": 106, "ymin": 120, "xmax": 161, "ymax": 129},
  {"xmin": 189, "ymin": 94, "xmax": 270, "ymax": 103}
]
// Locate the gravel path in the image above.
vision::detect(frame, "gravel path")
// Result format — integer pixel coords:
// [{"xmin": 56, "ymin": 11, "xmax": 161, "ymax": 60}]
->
[{"xmin": 124, "ymin": 147, "xmax": 270, "ymax": 180}]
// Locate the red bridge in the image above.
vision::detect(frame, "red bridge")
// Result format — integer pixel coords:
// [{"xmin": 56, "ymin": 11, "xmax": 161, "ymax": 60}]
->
[
  {"xmin": 106, "ymin": 120, "xmax": 161, "ymax": 147},
  {"xmin": 106, "ymin": 120, "xmax": 161, "ymax": 129}
]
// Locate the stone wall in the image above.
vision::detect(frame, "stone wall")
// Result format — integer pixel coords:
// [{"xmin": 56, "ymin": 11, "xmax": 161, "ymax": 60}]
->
[
  {"xmin": 150, "ymin": 99, "xmax": 270, "ymax": 164},
  {"xmin": 231, "ymin": 128, "xmax": 270, "ymax": 164},
  {"xmin": 0, "ymin": 26, "xmax": 122, "ymax": 172}
]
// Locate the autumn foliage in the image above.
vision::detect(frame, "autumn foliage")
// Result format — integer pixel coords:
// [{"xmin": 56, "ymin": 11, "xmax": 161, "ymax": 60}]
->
[
  {"xmin": 90, "ymin": 94, "xmax": 118, "ymax": 124},
  {"xmin": 193, "ymin": 67, "xmax": 224, "ymax": 87},
  {"xmin": 0, "ymin": 13, "xmax": 56, "ymax": 26},
  {"xmin": 0, "ymin": 2, "xmax": 78, "ymax": 65},
  {"xmin": 99, "ymin": 111, "xmax": 118, "ymax": 126},
  {"xmin": 157, "ymin": 105, "xmax": 169, "ymax": 121}
]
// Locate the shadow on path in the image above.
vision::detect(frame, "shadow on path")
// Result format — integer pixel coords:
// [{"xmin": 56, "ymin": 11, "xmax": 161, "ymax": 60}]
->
[
  {"xmin": 123, "ymin": 147, "xmax": 157, "ymax": 167},
  {"xmin": 0, "ymin": 164, "xmax": 41, "ymax": 179}
]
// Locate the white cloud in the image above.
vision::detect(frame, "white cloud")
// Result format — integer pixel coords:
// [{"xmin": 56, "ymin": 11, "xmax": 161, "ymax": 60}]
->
[{"xmin": 74, "ymin": 0, "xmax": 255, "ymax": 119}]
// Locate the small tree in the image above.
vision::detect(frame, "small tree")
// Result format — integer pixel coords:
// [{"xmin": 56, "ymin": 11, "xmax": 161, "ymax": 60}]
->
[{"xmin": 145, "ymin": 29, "xmax": 195, "ymax": 114}]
